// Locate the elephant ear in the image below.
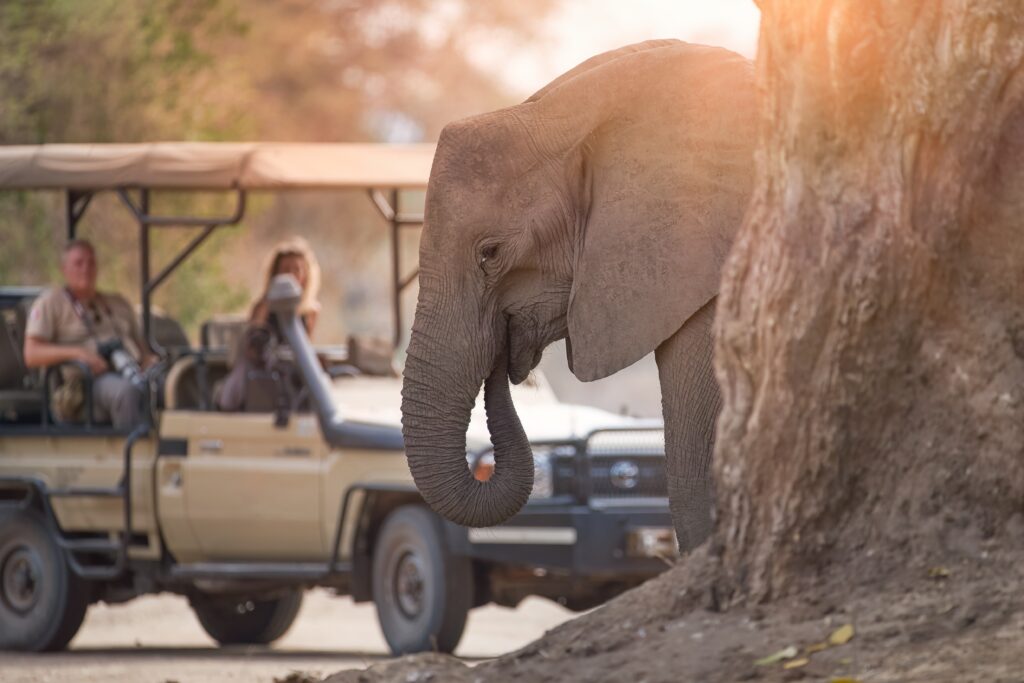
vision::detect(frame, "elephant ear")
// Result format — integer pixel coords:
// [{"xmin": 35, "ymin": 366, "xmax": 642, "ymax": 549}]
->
[{"xmin": 555, "ymin": 43, "xmax": 757, "ymax": 381}]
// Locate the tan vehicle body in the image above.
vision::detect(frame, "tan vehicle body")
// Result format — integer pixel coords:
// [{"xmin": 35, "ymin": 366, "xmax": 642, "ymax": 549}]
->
[{"xmin": 0, "ymin": 396, "xmax": 415, "ymax": 565}]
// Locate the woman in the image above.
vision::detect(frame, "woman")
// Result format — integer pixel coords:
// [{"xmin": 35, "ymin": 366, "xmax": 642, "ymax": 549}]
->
[
  {"xmin": 217, "ymin": 237, "xmax": 322, "ymax": 411},
  {"xmin": 249, "ymin": 237, "xmax": 322, "ymax": 339}
]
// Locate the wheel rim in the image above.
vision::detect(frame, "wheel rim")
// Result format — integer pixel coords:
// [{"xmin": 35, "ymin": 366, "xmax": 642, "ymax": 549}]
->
[
  {"xmin": 393, "ymin": 550, "xmax": 426, "ymax": 619},
  {"xmin": 2, "ymin": 545, "xmax": 43, "ymax": 615}
]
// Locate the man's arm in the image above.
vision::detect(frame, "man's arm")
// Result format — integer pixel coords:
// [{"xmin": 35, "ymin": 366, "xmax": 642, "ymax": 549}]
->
[
  {"xmin": 137, "ymin": 341, "xmax": 158, "ymax": 370},
  {"xmin": 123, "ymin": 304, "xmax": 157, "ymax": 369},
  {"xmin": 24, "ymin": 336, "xmax": 108, "ymax": 376},
  {"xmin": 132, "ymin": 329, "xmax": 158, "ymax": 369}
]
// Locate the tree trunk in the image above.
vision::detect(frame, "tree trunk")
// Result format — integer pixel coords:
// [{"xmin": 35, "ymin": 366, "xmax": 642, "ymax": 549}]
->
[{"xmin": 713, "ymin": 0, "xmax": 1024, "ymax": 603}]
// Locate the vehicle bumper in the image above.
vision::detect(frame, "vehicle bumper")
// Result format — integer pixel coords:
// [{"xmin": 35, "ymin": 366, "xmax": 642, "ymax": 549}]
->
[{"xmin": 444, "ymin": 501, "xmax": 675, "ymax": 578}]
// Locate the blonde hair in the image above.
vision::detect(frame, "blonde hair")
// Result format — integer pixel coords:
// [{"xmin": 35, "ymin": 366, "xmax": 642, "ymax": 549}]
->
[{"xmin": 256, "ymin": 237, "xmax": 321, "ymax": 315}]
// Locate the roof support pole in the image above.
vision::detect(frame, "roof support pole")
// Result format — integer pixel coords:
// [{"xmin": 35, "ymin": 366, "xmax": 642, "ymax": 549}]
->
[
  {"xmin": 389, "ymin": 188, "xmax": 402, "ymax": 349},
  {"xmin": 139, "ymin": 189, "xmax": 153, "ymax": 353},
  {"xmin": 368, "ymin": 188, "xmax": 424, "ymax": 350},
  {"xmin": 65, "ymin": 191, "xmax": 94, "ymax": 241},
  {"xmin": 116, "ymin": 188, "xmax": 246, "ymax": 356}
]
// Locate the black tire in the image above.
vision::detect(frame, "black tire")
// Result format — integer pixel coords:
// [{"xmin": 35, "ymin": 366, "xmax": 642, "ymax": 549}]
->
[
  {"xmin": 372, "ymin": 505, "xmax": 472, "ymax": 655},
  {"xmin": 0, "ymin": 508, "xmax": 89, "ymax": 652},
  {"xmin": 190, "ymin": 589, "xmax": 303, "ymax": 646}
]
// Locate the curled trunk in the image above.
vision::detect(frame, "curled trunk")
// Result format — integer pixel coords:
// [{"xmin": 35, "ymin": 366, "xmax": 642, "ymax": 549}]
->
[{"xmin": 401, "ymin": 334, "xmax": 534, "ymax": 528}]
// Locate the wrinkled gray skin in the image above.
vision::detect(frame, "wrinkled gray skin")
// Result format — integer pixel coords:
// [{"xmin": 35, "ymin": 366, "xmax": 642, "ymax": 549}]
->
[{"xmin": 401, "ymin": 40, "xmax": 756, "ymax": 551}]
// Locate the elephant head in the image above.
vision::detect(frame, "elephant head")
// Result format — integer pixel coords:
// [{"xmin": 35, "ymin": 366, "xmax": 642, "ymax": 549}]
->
[{"xmin": 401, "ymin": 40, "xmax": 756, "ymax": 528}]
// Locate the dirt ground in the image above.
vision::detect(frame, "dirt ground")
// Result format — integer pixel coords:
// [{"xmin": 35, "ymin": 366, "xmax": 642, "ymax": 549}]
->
[
  {"xmin": 0, "ymin": 590, "xmax": 573, "ymax": 683},
  {"xmin": 3, "ymin": 548, "xmax": 1021, "ymax": 682},
  {"xmin": 321, "ymin": 546, "xmax": 1024, "ymax": 683}
]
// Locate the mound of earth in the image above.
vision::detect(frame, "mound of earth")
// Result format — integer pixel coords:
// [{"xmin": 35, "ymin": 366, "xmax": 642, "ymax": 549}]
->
[{"xmin": 317, "ymin": 538, "xmax": 1023, "ymax": 683}]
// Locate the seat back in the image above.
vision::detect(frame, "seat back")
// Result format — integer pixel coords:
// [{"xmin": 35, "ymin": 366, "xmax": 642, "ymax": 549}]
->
[
  {"xmin": 347, "ymin": 334, "xmax": 397, "ymax": 377},
  {"xmin": 0, "ymin": 310, "xmax": 42, "ymax": 422},
  {"xmin": 0, "ymin": 312, "xmax": 28, "ymax": 389},
  {"xmin": 150, "ymin": 311, "xmax": 191, "ymax": 350},
  {"xmin": 164, "ymin": 353, "xmax": 230, "ymax": 411},
  {"xmin": 201, "ymin": 315, "xmax": 247, "ymax": 351},
  {"xmin": 241, "ymin": 370, "xmax": 286, "ymax": 413}
]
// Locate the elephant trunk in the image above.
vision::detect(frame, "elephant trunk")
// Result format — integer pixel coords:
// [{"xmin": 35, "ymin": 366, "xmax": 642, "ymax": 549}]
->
[{"xmin": 401, "ymin": 335, "xmax": 534, "ymax": 528}]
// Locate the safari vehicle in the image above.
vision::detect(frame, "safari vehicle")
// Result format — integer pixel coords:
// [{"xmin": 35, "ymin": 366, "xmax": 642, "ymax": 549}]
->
[{"xmin": 0, "ymin": 143, "xmax": 675, "ymax": 655}]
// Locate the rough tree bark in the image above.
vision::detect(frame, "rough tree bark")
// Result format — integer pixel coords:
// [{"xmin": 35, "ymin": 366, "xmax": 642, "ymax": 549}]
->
[{"xmin": 713, "ymin": 0, "xmax": 1024, "ymax": 602}]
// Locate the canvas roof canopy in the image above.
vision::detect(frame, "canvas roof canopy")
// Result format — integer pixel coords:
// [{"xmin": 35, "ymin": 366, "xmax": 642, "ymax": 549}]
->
[
  {"xmin": 0, "ymin": 143, "xmax": 433, "ymax": 346},
  {"xmin": 0, "ymin": 142, "xmax": 436, "ymax": 191}
]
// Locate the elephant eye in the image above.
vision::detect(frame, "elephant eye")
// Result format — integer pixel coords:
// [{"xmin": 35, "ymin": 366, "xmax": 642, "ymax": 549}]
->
[{"xmin": 479, "ymin": 244, "xmax": 499, "ymax": 270}]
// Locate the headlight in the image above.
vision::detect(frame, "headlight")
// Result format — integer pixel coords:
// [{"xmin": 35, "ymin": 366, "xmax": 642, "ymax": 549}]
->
[
  {"xmin": 467, "ymin": 448, "xmax": 555, "ymax": 500},
  {"xmin": 529, "ymin": 448, "xmax": 554, "ymax": 499},
  {"xmin": 470, "ymin": 450, "xmax": 495, "ymax": 482}
]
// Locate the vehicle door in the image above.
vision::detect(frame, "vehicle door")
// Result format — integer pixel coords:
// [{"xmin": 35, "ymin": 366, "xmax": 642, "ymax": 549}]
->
[{"xmin": 158, "ymin": 411, "xmax": 325, "ymax": 561}]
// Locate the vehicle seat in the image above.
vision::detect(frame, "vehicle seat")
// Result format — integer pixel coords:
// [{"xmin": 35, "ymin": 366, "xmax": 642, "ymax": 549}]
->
[
  {"xmin": 237, "ymin": 369, "xmax": 288, "ymax": 413},
  {"xmin": 164, "ymin": 353, "xmax": 229, "ymax": 411},
  {"xmin": 0, "ymin": 311, "xmax": 43, "ymax": 422},
  {"xmin": 201, "ymin": 315, "xmax": 248, "ymax": 356},
  {"xmin": 347, "ymin": 335, "xmax": 396, "ymax": 377},
  {"xmin": 150, "ymin": 311, "xmax": 190, "ymax": 350}
]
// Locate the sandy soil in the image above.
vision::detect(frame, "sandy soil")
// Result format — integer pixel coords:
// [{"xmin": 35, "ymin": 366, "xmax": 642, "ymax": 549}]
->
[{"xmin": 0, "ymin": 590, "xmax": 574, "ymax": 683}]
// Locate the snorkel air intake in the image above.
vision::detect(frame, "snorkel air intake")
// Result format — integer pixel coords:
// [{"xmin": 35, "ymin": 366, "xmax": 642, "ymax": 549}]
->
[{"xmin": 266, "ymin": 274, "xmax": 404, "ymax": 450}]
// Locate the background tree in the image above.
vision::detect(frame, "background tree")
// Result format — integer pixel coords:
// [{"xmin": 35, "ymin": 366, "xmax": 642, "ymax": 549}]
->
[
  {"xmin": 713, "ymin": 0, "xmax": 1024, "ymax": 602},
  {"xmin": 0, "ymin": 0, "xmax": 554, "ymax": 340}
]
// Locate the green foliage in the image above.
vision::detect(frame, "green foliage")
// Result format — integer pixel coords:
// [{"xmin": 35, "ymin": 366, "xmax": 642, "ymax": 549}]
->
[
  {"xmin": 0, "ymin": 0, "xmax": 257, "ymax": 340},
  {"xmin": 0, "ymin": 0, "xmax": 554, "ymax": 340},
  {"xmin": 0, "ymin": 192, "xmax": 63, "ymax": 285},
  {"xmin": 0, "ymin": 0, "xmax": 251, "ymax": 143}
]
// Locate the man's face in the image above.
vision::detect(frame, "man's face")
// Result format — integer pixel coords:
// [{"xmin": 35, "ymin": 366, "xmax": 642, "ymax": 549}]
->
[{"xmin": 61, "ymin": 246, "xmax": 98, "ymax": 295}]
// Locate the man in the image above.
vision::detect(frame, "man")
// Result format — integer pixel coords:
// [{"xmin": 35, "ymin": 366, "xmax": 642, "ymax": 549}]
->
[{"xmin": 23, "ymin": 240, "xmax": 155, "ymax": 428}]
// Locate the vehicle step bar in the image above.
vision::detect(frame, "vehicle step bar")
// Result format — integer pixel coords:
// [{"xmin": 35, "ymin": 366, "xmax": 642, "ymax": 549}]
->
[
  {"xmin": 49, "ymin": 486, "xmax": 124, "ymax": 498},
  {"xmin": 52, "ymin": 424, "xmax": 148, "ymax": 581},
  {"xmin": 73, "ymin": 564, "xmax": 125, "ymax": 581},
  {"xmin": 170, "ymin": 561, "xmax": 352, "ymax": 582},
  {"xmin": 61, "ymin": 535, "xmax": 126, "ymax": 581},
  {"xmin": 58, "ymin": 537, "xmax": 121, "ymax": 554}
]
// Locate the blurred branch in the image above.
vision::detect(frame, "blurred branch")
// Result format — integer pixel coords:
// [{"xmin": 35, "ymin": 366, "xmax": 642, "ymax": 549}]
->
[{"xmin": 0, "ymin": 0, "xmax": 558, "ymax": 339}]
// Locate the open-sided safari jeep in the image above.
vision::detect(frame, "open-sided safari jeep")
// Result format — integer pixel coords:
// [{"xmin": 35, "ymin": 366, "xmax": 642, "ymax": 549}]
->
[{"xmin": 0, "ymin": 143, "xmax": 675, "ymax": 655}]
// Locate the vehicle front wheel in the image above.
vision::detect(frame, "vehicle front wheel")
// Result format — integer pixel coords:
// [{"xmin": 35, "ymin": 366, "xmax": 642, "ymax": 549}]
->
[
  {"xmin": 372, "ymin": 505, "xmax": 472, "ymax": 655},
  {"xmin": 190, "ymin": 589, "xmax": 303, "ymax": 646},
  {"xmin": 0, "ymin": 508, "xmax": 89, "ymax": 652}
]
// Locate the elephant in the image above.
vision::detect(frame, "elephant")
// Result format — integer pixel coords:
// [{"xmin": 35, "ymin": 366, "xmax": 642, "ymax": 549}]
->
[{"xmin": 400, "ymin": 39, "xmax": 757, "ymax": 551}]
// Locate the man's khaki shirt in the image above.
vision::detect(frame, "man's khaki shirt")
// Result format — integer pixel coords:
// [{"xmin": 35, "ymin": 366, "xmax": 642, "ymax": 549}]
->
[{"xmin": 26, "ymin": 287, "xmax": 144, "ymax": 361}]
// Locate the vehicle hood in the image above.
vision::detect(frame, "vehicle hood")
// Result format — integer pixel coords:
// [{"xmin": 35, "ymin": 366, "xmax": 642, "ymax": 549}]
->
[{"xmin": 329, "ymin": 375, "xmax": 661, "ymax": 451}]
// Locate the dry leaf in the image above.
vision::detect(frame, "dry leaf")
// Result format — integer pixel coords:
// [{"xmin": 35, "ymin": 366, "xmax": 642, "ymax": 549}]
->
[
  {"xmin": 783, "ymin": 658, "xmax": 810, "ymax": 670},
  {"xmin": 928, "ymin": 566, "xmax": 951, "ymax": 579},
  {"xmin": 829, "ymin": 624, "xmax": 855, "ymax": 646},
  {"xmin": 806, "ymin": 641, "xmax": 829, "ymax": 654},
  {"xmin": 754, "ymin": 645, "xmax": 799, "ymax": 666}
]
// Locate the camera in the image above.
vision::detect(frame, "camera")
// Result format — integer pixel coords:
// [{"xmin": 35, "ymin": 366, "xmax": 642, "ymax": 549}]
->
[{"xmin": 97, "ymin": 338, "xmax": 146, "ymax": 388}]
